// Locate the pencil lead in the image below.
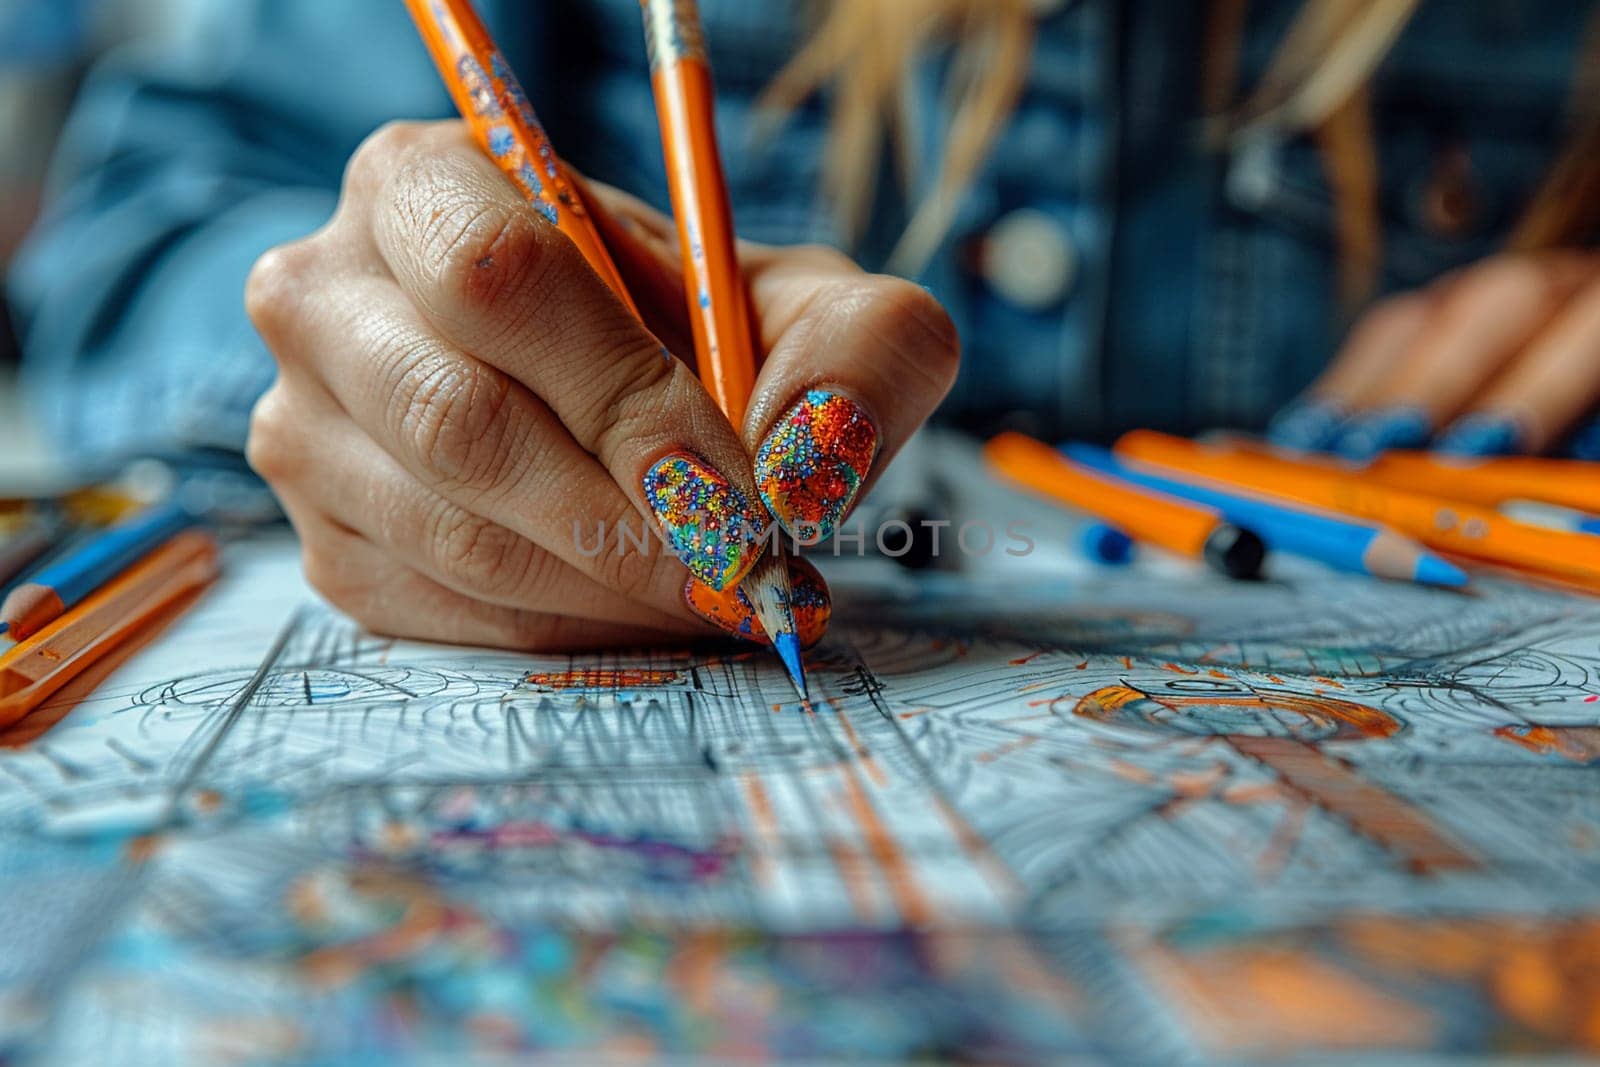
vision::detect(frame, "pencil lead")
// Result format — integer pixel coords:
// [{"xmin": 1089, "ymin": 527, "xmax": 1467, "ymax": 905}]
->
[
  {"xmin": 741, "ymin": 551, "xmax": 809, "ymax": 701},
  {"xmin": 0, "ymin": 621, "xmax": 9, "ymax": 637},
  {"xmin": 1415, "ymin": 555, "xmax": 1469, "ymax": 588},
  {"xmin": 772, "ymin": 630, "xmax": 809, "ymax": 703}
]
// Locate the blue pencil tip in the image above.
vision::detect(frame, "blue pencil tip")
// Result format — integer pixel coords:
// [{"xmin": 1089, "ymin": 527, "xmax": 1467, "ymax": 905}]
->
[
  {"xmin": 1580, "ymin": 519, "xmax": 1600, "ymax": 537},
  {"xmin": 0, "ymin": 622, "xmax": 8, "ymax": 637},
  {"xmin": 1415, "ymin": 556, "xmax": 1469, "ymax": 588},
  {"xmin": 772, "ymin": 632, "xmax": 808, "ymax": 702}
]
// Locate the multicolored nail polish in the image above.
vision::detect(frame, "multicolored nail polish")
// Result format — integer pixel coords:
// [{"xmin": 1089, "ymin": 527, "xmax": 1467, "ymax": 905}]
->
[
  {"xmin": 1334, "ymin": 406, "xmax": 1431, "ymax": 461},
  {"xmin": 684, "ymin": 557, "xmax": 831, "ymax": 648},
  {"xmin": 1433, "ymin": 414, "xmax": 1523, "ymax": 457},
  {"xmin": 754, "ymin": 389, "xmax": 878, "ymax": 543},
  {"xmin": 1266, "ymin": 397, "xmax": 1346, "ymax": 452},
  {"xmin": 643, "ymin": 453, "xmax": 768, "ymax": 591}
]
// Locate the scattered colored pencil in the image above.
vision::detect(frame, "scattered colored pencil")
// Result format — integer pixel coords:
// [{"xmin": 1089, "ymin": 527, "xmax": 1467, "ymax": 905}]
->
[
  {"xmin": 1365, "ymin": 451, "xmax": 1600, "ymax": 515},
  {"xmin": 0, "ymin": 500, "xmax": 193, "ymax": 642},
  {"xmin": 1115, "ymin": 431, "xmax": 1600, "ymax": 590},
  {"xmin": 0, "ymin": 529, "xmax": 219, "ymax": 728},
  {"xmin": 641, "ymin": 0, "xmax": 807, "ymax": 700},
  {"xmin": 1062, "ymin": 443, "xmax": 1467, "ymax": 586},
  {"xmin": 402, "ymin": 0, "xmax": 639, "ymax": 315},
  {"xmin": 985, "ymin": 433, "xmax": 1265, "ymax": 579}
]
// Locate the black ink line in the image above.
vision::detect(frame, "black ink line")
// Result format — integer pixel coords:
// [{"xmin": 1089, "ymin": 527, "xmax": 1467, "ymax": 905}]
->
[{"xmin": 161, "ymin": 607, "xmax": 306, "ymax": 820}]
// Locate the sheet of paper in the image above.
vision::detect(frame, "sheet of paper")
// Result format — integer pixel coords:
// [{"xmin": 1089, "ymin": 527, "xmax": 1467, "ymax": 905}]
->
[{"xmin": 2, "ymin": 531, "xmax": 1599, "ymax": 1063}]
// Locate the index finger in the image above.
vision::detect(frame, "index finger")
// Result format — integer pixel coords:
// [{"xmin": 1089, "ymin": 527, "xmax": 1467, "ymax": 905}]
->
[{"xmin": 370, "ymin": 123, "xmax": 771, "ymax": 591}]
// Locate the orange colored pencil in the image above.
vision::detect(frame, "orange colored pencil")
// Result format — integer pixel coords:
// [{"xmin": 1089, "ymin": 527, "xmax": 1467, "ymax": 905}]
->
[
  {"xmin": 1115, "ymin": 430, "xmax": 1600, "ymax": 589},
  {"xmin": 402, "ymin": 0, "xmax": 639, "ymax": 316},
  {"xmin": 640, "ymin": 0, "xmax": 806, "ymax": 699},
  {"xmin": 984, "ymin": 433, "xmax": 1265, "ymax": 578},
  {"xmin": 0, "ymin": 530, "xmax": 219, "ymax": 729},
  {"xmin": 1364, "ymin": 452, "xmax": 1600, "ymax": 514},
  {"xmin": 640, "ymin": 0, "xmax": 755, "ymax": 421}
]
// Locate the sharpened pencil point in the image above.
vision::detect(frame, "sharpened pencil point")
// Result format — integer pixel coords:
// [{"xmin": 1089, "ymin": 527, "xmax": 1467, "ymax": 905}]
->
[
  {"xmin": 1415, "ymin": 556, "xmax": 1469, "ymax": 588},
  {"xmin": 773, "ymin": 631, "xmax": 809, "ymax": 702},
  {"xmin": 0, "ymin": 621, "xmax": 9, "ymax": 637}
]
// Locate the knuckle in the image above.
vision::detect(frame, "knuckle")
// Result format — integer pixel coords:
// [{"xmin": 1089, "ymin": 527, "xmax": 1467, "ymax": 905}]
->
[
  {"xmin": 429, "ymin": 505, "xmax": 532, "ymax": 596},
  {"xmin": 246, "ymin": 389, "xmax": 300, "ymax": 483},
  {"xmin": 348, "ymin": 121, "xmax": 427, "ymax": 194},
  {"xmin": 385, "ymin": 351, "xmax": 519, "ymax": 490},
  {"xmin": 589, "ymin": 525, "xmax": 662, "ymax": 605},
  {"xmin": 245, "ymin": 240, "xmax": 319, "ymax": 344},
  {"xmin": 586, "ymin": 344, "xmax": 676, "ymax": 459},
  {"xmin": 396, "ymin": 172, "xmax": 552, "ymax": 323}
]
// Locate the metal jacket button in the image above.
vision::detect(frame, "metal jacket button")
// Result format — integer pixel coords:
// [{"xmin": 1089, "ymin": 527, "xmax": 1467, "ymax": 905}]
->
[{"xmin": 981, "ymin": 207, "xmax": 1077, "ymax": 311}]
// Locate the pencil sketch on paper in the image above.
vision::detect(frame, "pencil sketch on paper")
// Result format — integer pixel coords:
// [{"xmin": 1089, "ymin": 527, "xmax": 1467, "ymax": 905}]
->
[{"xmin": 1, "ymin": 537, "xmax": 1599, "ymax": 1062}]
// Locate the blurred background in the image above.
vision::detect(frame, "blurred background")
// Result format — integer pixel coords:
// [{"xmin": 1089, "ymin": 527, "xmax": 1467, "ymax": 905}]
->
[{"xmin": 0, "ymin": 0, "xmax": 203, "ymax": 467}]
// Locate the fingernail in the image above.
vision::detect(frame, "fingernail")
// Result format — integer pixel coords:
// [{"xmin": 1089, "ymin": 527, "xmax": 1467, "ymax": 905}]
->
[
  {"xmin": 1333, "ymin": 406, "xmax": 1431, "ymax": 461},
  {"xmin": 684, "ymin": 557, "xmax": 831, "ymax": 648},
  {"xmin": 643, "ymin": 453, "xmax": 768, "ymax": 591},
  {"xmin": 1433, "ymin": 414, "xmax": 1523, "ymax": 457},
  {"xmin": 1266, "ymin": 398, "xmax": 1345, "ymax": 451},
  {"xmin": 754, "ymin": 389, "xmax": 878, "ymax": 544}
]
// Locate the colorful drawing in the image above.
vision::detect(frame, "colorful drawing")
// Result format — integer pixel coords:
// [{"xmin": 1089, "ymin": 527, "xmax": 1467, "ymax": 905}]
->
[{"xmin": 1, "ymin": 538, "xmax": 1599, "ymax": 1062}]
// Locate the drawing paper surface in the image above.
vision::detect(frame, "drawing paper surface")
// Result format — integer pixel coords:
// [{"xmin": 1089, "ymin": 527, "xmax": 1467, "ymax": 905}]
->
[{"xmin": 2, "ymin": 535, "xmax": 1598, "ymax": 1062}]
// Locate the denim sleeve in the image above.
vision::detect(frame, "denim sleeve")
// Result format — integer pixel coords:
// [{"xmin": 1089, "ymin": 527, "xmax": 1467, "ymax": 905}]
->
[{"xmin": 6, "ymin": 0, "xmax": 462, "ymax": 467}]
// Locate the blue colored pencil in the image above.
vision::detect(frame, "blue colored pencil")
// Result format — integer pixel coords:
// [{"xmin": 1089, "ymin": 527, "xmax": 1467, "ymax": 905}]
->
[
  {"xmin": 0, "ymin": 499, "xmax": 194, "ymax": 641},
  {"xmin": 1061, "ymin": 443, "xmax": 1467, "ymax": 586}
]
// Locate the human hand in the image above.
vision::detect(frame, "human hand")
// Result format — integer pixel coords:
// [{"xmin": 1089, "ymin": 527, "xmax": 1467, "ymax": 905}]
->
[
  {"xmin": 1268, "ymin": 251, "xmax": 1600, "ymax": 459},
  {"xmin": 245, "ymin": 120, "xmax": 958, "ymax": 650}
]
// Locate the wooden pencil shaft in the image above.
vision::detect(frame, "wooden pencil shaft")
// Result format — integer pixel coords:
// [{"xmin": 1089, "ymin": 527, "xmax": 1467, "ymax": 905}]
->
[
  {"xmin": 0, "ymin": 531, "xmax": 218, "ymax": 724},
  {"xmin": 402, "ymin": 0, "xmax": 638, "ymax": 315},
  {"xmin": 1366, "ymin": 452, "xmax": 1600, "ymax": 513},
  {"xmin": 644, "ymin": 0, "xmax": 755, "ymax": 425},
  {"xmin": 985, "ymin": 433, "xmax": 1224, "ymax": 560},
  {"xmin": 0, "ymin": 501, "xmax": 192, "ymax": 640}
]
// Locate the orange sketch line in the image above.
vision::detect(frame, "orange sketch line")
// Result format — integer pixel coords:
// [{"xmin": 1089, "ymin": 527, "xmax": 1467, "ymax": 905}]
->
[{"xmin": 1231, "ymin": 736, "xmax": 1477, "ymax": 874}]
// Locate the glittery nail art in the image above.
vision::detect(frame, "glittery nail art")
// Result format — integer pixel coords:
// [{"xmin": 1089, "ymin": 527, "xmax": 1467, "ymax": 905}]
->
[
  {"xmin": 754, "ymin": 389, "xmax": 878, "ymax": 543},
  {"xmin": 643, "ymin": 453, "xmax": 768, "ymax": 591},
  {"xmin": 684, "ymin": 557, "xmax": 831, "ymax": 648}
]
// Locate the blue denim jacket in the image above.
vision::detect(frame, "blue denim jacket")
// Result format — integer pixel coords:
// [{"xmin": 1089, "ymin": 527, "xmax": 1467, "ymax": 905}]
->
[{"xmin": 9, "ymin": 0, "xmax": 1597, "ymax": 463}]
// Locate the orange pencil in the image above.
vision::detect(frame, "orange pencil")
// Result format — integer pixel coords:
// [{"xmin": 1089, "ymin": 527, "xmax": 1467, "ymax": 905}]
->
[
  {"xmin": 1364, "ymin": 452, "xmax": 1600, "ymax": 514},
  {"xmin": 0, "ymin": 530, "xmax": 219, "ymax": 729},
  {"xmin": 402, "ymin": 0, "xmax": 639, "ymax": 316},
  {"xmin": 984, "ymin": 433, "xmax": 1266, "ymax": 578},
  {"xmin": 1116, "ymin": 430, "xmax": 1600, "ymax": 590},
  {"xmin": 641, "ymin": 0, "xmax": 755, "ymax": 421},
  {"xmin": 641, "ymin": 0, "xmax": 806, "ymax": 699}
]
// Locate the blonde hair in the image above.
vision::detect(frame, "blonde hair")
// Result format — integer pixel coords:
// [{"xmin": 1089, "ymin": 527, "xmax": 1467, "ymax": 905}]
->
[
  {"xmin": 757, "ymin": 0, "xmax": 1035, "ymax": 277},
  {"xmin": 765, "ymin": 0, "xmax": 1600, "ymax": 290}
]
